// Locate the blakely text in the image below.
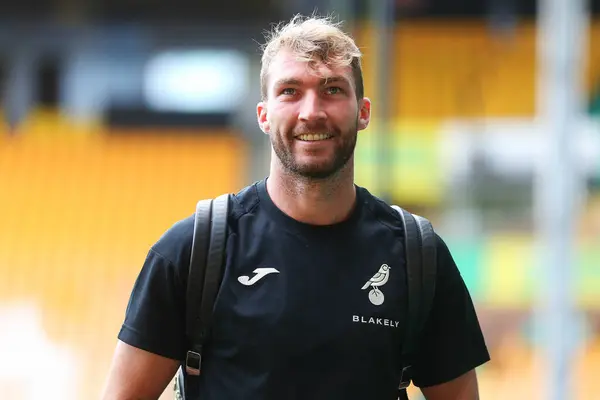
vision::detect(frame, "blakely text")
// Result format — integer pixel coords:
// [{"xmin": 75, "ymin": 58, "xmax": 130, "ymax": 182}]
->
[{"xmin": 352, "ymin": 315, "xmax": 401, "ymax": 328}]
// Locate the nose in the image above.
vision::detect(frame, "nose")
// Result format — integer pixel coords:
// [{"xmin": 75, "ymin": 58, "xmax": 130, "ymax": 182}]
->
[{"xmin": 298, "ymin": 91, "xmax": 327, "ymax": 122}]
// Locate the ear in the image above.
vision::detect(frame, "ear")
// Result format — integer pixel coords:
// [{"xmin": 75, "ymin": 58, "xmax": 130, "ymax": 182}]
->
[
  {"xmin": 357, "ymin": 97, "xmax": 371, "ymax": 131},
  {"xmin": 257, "ymin": 102, "xmax": 270, "ymax": 134}
]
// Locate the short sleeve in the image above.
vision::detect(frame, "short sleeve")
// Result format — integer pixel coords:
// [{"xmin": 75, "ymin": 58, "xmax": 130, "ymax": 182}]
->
[
  {"xmin": 411, "ymin": 234, "xmax": 490, "ymax": 388},
  {"xmin": 117, "ymin": 217, "xmax": 195, "ymax": 361}
]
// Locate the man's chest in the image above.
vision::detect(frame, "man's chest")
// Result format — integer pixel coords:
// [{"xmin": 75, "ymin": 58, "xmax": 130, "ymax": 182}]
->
[{"xmin": 210, "ymin": 229, "xmax": 408, "ymax": 362}]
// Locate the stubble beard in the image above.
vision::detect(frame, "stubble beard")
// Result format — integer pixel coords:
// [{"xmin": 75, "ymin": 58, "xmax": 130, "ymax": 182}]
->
[{"xmin": 270, "ymin": 122, "xmax": 358, "ymax": 181}]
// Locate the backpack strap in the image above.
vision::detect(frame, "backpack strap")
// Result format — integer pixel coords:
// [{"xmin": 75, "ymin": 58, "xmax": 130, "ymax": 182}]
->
[
  {"xmin": 198, "ymin": 193, "xmax": 230, "ymax": 348},
  {"xmin": 392, "ymin": 206, "xmax": 437, "ymax": 400},
  {"xmin": 184, "ymin": 193, "xmax": 230, "ymax": 376},
  {"xmin": 174, "ymin": 193, "xmax": 230, "ymax": 400},
  {"xmin": 175, "ymin": 197, "xmax": 214, "ymax": 400},
  {"xmin": 184, "ymin": 198, "xmax": 213, "ymax": 375}
]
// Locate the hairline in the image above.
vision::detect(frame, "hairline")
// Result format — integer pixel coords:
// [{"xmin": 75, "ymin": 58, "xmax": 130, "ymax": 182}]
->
[{"xmin": 260, "ymin": 48, "xmax": 364, "ymax": 101}]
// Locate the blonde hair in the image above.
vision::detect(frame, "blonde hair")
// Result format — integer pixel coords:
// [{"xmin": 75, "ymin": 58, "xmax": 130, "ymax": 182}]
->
[{"xmin": 259, "ymin": 14, "xmax": 364, "ymax": 101}]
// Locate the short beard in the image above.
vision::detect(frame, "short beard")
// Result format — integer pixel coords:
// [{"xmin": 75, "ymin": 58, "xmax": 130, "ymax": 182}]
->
[{"xmin": 270, "ymin": 123, "xmax": 358, "ymax": 180}]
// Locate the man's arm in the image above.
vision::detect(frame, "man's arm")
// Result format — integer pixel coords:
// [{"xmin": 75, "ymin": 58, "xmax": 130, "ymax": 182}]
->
[
  {"xmin": 410, "ymin": 234, "xmax": 490, "ymax": 395},
  {"xmin": 102, "ymin": 217, "xmax": 195, "ymax": 399},
  {"xmin": 101, "ymin": 341, "xmax": 180, "ymax": 400},
  {"xmin": 420, "ymin": 369, "xmax": 480, "ymax": 400}
]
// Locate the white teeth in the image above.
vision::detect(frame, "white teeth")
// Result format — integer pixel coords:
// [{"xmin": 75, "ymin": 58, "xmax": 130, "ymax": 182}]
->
[{"xmin": 297, "ymin": 133, "xmax": 331, "ymax": 141}]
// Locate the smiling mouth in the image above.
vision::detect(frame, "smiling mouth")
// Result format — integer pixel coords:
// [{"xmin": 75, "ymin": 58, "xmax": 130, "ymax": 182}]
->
[{"xmin": 296, "ymin": 133, "xmax": 333, "ymax": 142}]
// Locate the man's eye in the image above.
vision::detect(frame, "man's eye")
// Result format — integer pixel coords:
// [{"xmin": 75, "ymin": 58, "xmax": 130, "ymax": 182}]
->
[
  {"xmin": 326, "ymin": 87, "xmax": 343, "ymax": 95},
  {"xmin": 281, "ymin": 88, "xmax": 296, "ymax": 95}
]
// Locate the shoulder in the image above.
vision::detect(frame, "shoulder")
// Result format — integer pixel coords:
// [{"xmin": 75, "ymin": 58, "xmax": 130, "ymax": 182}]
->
[
  {"xmin": 357, "ymin": 186, "xmax": 454, "ymax": 261},
  {"xmin": 150, "ymin": 214, "xmax": 195, "ymax": 272},
  {"xmin": 357, "ymin": 186, "xmax": 405, "ymax": 232},
  {"xmin": 230, "ymin": 181, "xmax": 262, "ymax": 220},
  {"xmin": 151, "ymin": 183, "xmax": 259, "ymax": 266}
]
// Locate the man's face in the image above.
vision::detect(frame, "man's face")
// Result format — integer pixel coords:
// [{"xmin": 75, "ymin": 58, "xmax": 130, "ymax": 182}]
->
[{"xmin": 257, "ymin": 49, "xmax": 371, "ymax": 179}]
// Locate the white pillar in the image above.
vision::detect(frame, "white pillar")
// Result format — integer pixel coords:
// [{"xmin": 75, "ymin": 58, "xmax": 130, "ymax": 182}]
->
[{"xmin": 535, "ymin": 1, "xmax": 589, "ymax": 399}]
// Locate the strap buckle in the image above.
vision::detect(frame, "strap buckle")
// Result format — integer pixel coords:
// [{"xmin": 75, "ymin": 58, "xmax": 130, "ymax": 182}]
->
[
  {"xmin": 185, "ymin": 350, "xmax": 202, "ymax": 376},
  {"xmin": 398, "ymin": 365, "xmax": 412, "ymax": 390}
]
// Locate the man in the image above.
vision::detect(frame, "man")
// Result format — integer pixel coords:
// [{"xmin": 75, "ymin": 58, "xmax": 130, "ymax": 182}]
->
[{"xmin": 101, "ymin": 15, "xmax": 490, "ymax": 400}]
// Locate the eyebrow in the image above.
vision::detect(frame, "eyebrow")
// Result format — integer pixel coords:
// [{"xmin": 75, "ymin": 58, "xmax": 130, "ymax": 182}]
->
[{"xmin": 274, "ymin": 76, "xmax": 351, "ymax": 87}]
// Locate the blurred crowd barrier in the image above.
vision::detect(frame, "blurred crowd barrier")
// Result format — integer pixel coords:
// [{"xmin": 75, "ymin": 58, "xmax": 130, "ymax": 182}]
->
[
  {"xmin": 0, "ymin": 116, "xmax": 247, "ymax": 399},
  {"xmin": 356, "ymin": 20, "xmax": 600, "ymax": 119},
  {"xmin": 0, "ymin": 18, "xmax": 599, "ymax": 400}
]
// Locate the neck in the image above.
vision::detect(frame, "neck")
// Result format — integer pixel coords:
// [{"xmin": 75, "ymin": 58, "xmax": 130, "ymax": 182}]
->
[{"xmin": 266, "ymin": 157, "xmax": 357, "ymax": 226}]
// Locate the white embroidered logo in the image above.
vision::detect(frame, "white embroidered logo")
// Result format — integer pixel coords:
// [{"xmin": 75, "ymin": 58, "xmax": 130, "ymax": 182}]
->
[
  {"xmin": 238, "ymin": 268, "xmax": 280, "ymax": 286},
  {"xmin": 361, "ymin": 264, "xmax": 390, "ymax": 306}
]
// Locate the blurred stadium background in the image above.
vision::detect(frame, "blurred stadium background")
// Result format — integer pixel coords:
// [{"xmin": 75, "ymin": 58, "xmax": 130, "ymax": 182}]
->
[{"xmin": 1, "ymin": 0, "xmax": 599, "ymax": 399}]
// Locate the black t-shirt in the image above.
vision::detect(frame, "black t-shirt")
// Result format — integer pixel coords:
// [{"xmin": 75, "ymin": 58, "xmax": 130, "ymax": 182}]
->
[{"xmin": 118, "ymin": 179, "xmax": 490, "ymax": 400}]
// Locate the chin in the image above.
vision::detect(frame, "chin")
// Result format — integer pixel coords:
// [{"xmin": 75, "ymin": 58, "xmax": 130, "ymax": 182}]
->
[{"xmin": 292, "ymin": 164, "xmax": 340, "ymax": 179}]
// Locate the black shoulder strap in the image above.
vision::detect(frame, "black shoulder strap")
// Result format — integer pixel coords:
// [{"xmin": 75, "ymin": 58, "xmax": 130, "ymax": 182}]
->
[
  {"xmin": 413, "ymin": 213, "xmax": 437, "ymax": 330},
  {"xmin": 392, "ymin": 205, "xmax": 437, "ymax": 400},
  {"xmin": 184, "ymin": 193, "xmax": 230, "ymax": 376}
]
